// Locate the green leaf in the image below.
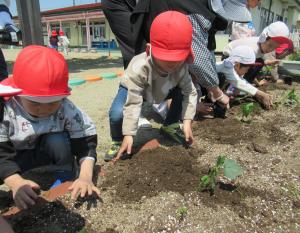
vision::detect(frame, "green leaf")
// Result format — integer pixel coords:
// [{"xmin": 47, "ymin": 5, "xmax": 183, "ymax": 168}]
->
[
  {"xmin": 223, "ymin": 159, "xmax": 244, "ymax": 180},
  {"xmin": 216, "ymin": 155, "xmax": 226, "ymax": 167},
  {"xmin": 241, "ymin": 103, "xmax": 255, "ymax": 118},
  {"xmin": 200, "ymin": 175, "xmax": 210, "ymax": 186}
]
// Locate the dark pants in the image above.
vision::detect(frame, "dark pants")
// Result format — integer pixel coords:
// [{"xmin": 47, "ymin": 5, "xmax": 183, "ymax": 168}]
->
[
  {"xmin": 244, "ymin": 58, "xmax": 264, "ymax": 83},
  {"xmin": 102, "ymin": 0, "xmax": 137, "ymax": 68},
  {"xmin": 109, "ymin": 85, "xmax": 183, "ymax": 141},
  {"xmin": 0, "ymin": 49, "xmax": 8, "ymax": 81},
  {"xmin": 15, "ymin": 132, "xmax": 74, "ymax": 173}
]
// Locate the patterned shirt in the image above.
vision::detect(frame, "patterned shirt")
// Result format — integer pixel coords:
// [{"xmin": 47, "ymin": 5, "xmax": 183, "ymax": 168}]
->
[
  {"xmin": 0, "ymin": 97, "xmax": 96, "ymax": 150},
  {"xmin": 188, "ymin": 14, "xmax": 219, "ymax": 88}
]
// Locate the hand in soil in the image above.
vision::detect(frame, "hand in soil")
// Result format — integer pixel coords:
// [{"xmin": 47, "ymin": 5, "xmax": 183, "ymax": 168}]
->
[
  {"xmin": 12, "ymin": 179, "xmax": 40, "ymax": 210},
  {"xmin": 69, "ymin": 178, "xmax": 100, "ymax": 200},
  {"xmin": 183, "ymin": 119, "xmax": 194, "ymax": 145},
  {"xmin": 113, "ymin": 135, "xmax": 133, "ymax": 163},
  {"xmin": 196, "ymin": 102, "xmax": 214, "ymax": 116},
  {"xmin": 255, "ymin": 90, "xmax": 273, "ymax": 109}
]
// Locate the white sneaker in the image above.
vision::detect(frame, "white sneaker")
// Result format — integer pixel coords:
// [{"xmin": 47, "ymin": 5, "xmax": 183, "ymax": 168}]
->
[{"xmin": 138, "ymin": 117, "xmax": 152, "ymax": 129}]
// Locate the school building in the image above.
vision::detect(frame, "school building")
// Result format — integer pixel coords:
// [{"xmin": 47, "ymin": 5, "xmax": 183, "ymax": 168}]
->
[
  {"xmin": 38, "ymin": 3, "xmax": 117, "ymax": 50},
  {"xmin": 251, "ymin": 0, "xmax": 300, "ymax": 33}
]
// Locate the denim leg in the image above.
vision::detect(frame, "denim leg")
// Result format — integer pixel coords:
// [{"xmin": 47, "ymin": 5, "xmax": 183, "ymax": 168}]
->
[
  {"xmin": 15, "ymin": 132, "xmax": 73, "ymax": 173},
  {"xmin": 109, "ymin": 85, "xmax": 128, "ymax": 141},
  {"xmin": 163, "ymin": 86, "xmax": 183, "ymax": 126},
  {"xmin": 39, "ymin": 132, "xmax": 74, "ymax": 171}
]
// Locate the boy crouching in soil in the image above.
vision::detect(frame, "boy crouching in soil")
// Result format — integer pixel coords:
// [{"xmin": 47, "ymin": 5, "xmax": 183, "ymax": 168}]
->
[
  {"xmin": 0, "ymin": 46, "xmax": 100, "ymax": 211},
  {"xmin": 105, "ymin": 11, "xmax": 198, "ymax": 162}
]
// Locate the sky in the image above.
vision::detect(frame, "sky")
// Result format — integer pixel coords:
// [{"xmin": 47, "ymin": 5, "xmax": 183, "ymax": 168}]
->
[{"xmin": 10, "ymin": 0, "xmax": 100, "ymax": 16}]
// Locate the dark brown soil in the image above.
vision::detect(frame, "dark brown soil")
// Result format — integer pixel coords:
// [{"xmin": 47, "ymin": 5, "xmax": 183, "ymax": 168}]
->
[
  {"xmin": 8, "ymin": 200, "xmax": 88, "ymax": 233},
  {"xmin": 102, "ymin": 147, "xmax": 205, "ymax": 203}
]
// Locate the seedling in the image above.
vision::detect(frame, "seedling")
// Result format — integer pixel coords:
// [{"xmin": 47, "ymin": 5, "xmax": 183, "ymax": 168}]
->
[
  {"xmin": 176, "ymin": 206, "xmax": 188, "ymax": 220},
  {"xmin": 274, "ymin": 90, "xmax": 300, "ymax": 108},
  {"xmin": 199, "ymin": 155, "xmax": 244, "ymax": 194},
  {"xmin": 240, "ymin": 102, "xmax": 256, "ymax": 123}
]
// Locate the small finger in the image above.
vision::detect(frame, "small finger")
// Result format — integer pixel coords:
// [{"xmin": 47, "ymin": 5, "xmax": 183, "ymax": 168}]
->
[
  {"xmin": 92, "ymin": 186, "xmax": 101, "ymax": 197},
  {"xmin": 25, "ymin": 187, "xmax": 38, "ymax": 200},
  {"xmin": 17, "ymin": 198, "xmax": 28, "ymax": 210},
  {"xmin": 71, "ymin": 188, "xmax": 79, "ymax": 200},
  {"xmin": 87, "ymin": 185, "xmax": 93, "ymax": 196},
  {"xmin": 80, "ymin": 186, "xmax": 87, "ymax": 198}
]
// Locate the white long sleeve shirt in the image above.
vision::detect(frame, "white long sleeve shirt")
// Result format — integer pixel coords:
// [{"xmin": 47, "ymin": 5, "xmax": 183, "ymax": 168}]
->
[
  {"xmin": 223, "ymin": 37, "xmax": 264, "ymax": 59},
  {"xmin": 216, "ymin": 61, "xmax": 258, "ymax": 96}
]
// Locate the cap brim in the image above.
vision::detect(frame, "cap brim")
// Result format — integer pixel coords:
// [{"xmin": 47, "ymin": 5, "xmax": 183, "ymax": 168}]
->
[
  {"xmin": 0, "ymin": 76, "xmax": 71, "ymax": 98},
  {"xmin": 210, "ymin": 0, "xmax": 252, "ymax": 22},
  {"xmin": 271, "ymin": 37, "xmax": 293, "ymax": 45},
  {"xmin": 21, "ymin": 95, "xmax": 68, "ymax": 103},
  {"xmin": 152, "ymin": 46, "xmax": 193, "ymax": 63},
  {"xmin": 0, "ymin": 77, "xmax": 22, "ymax": 96}
]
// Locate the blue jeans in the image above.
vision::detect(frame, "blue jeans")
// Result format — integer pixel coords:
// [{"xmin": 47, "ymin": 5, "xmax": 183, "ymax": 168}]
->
[
  {"xmin": 109, "ymin": 85, "xmax": 183, "ymax": 141},
  {"xmin": 15, "ymin": 132, "xmax": 74, "ymax": 173}
]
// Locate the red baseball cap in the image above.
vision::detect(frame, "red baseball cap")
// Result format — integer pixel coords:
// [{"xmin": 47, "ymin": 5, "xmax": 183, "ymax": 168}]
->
[
  {"xmin": 150, "ymin": 11, "xmax": 194, "ymax": 63},
  {"xmin": 51, "ymin": 30, "xmax": 58, "ymax": 36},
  {"xmin": 59, "ymin": 30, "xmax": 65, "ymax": 36},
  {"xmin": 1, "ymin": 45, "xmax": 70, "ymax": 102}
]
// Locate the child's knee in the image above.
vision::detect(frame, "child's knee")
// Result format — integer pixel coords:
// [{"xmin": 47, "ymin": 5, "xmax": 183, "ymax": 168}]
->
[{"xmin": 40, "ymin": 133, "xmax": 73, "ymax": 165}]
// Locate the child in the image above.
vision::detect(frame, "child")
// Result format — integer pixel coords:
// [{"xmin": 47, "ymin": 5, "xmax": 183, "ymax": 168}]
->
[
  {"xmin": 223, "ymin": 21, "xmax": 293, "ymax": 84},
  {"xmin": 59, "ymin": 29, "xmax": 70, "ymax": 55},
  {"xmin": 49, "ymin": 30, "xmax": 59, "ymax": 50},
  {"xmin": 217, "ymin": 45, "xmax": 272, "ymax": 109},
  {"xmin": 0, "ymin": 46, "xmax": 100, "ymax": 210},
  {"xmin": 105, "ymin": 11, "xmax": 198, "ymax": 161}
]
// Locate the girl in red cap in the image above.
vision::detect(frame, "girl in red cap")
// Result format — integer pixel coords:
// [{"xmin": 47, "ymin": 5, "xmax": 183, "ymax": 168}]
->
[
  {"xmin": 105, "ymin": 11, "xmax": 198, "ymax": 162},
  {"xmin": 0, "ymin": 45, "xmax": 100, "ymax": 210}
]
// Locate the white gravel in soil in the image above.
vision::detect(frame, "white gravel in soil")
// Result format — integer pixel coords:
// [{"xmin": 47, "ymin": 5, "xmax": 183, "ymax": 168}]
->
[{"xmin": 1, "ymin": 49, "xmax": 300, "ymax": 233}]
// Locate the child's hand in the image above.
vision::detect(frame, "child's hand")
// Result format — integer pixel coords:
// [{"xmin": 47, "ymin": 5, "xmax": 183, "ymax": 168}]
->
[
  {"xmin": 5, "ymin": 175, "xmax": 40, "ymax": 210},
  {"xmin": 265, "ymin": 59, "xmax": 280, "ymax": 66},
  {"xmin": 183, "ymin": 120, "xmax": 194, "ymax": 145},
  {"xmin": 68, "ymin": 178, "xmax": 100, "ymax": 200},
  {"xmin": 113, "ymin": 135, "xmax": 133, "ymax": 162},
  {"xmin": 255, "ymin": 90, "xmax": 273, "ymax": 109}
]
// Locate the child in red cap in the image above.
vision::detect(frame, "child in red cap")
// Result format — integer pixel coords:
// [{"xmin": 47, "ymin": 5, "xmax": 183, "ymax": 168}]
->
[
  {"xmin": 0, "ymin": 45, "xmax": 100, "ymax": 210},
  {"xmin": 49, "ymin": 29, "xmax": 59, "ymax": 50},
  {"xmin": 105, "ymin": 11, "xmax": 198, "ymax": 162}
]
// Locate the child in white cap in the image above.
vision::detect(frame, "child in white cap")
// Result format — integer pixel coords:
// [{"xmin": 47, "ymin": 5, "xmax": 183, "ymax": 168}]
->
[
  {"xmin": 0, "ymin": 45, "xmax": 100, "ymax": 211},
  {"xmin": 217, "ymin": 45, "xmax": 272, "ymax": 109},
  {"xmin": 223, "ymin": 21, "xmax": 293, "ymax": 85}
]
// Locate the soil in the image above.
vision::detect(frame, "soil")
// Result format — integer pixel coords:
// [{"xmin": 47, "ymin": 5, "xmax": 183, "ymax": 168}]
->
[{"xmin": 1, "ymin": 49, "xmax": 299, "ymax": 233}]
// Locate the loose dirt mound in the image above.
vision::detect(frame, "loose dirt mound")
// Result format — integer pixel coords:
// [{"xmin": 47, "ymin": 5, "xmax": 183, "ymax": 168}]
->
[
  {"xmin": 102, "ymin": 147, "xmax": 205, "ymax": 202},
  {"xmin": 9, "ymin": 201, "xmax": 87, "ymax": 233}
]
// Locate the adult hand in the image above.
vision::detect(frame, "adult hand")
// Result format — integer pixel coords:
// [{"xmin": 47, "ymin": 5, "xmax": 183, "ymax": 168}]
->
[
  {"xmin": 255, "ymin": 90, "xmax": 273, "ymax": 109},
  {"xmin": 183, "ymin": 119, "xmax": 194, "ymax": 145},
  {"xmin": 208, "ymin": 87, "xmax": 230, "ymax": 108},
  {"xmin": 113, "ymin": 135, "xmax": 133, "ymax": 162}
]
